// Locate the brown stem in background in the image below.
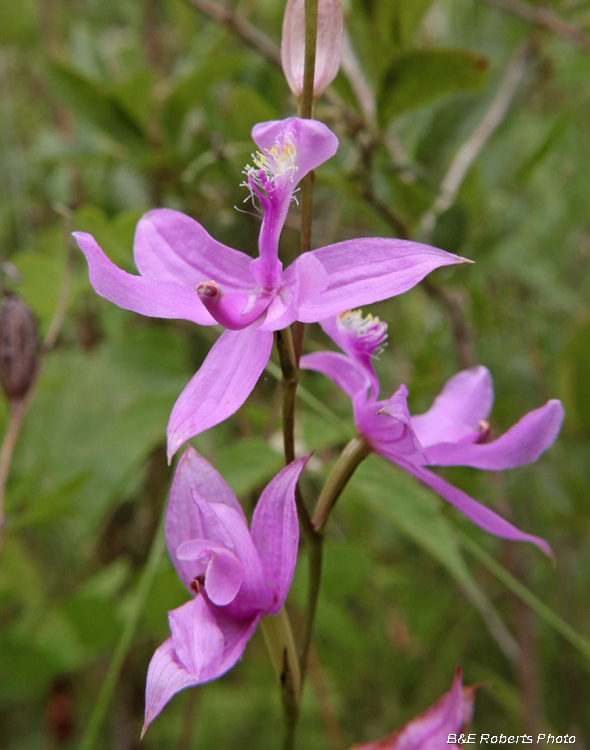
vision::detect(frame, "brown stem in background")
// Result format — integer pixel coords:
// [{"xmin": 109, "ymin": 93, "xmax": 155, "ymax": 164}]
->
[
  {"xmin": 183, "ymin": 0, "xmax": 282, "ymax": 68},
  {"xmin": 359, "ymin": 141, "xmax": 475, "ymax": 369},
  {"xmin": 421, "ymin": 279, "xmax": 476, "ymax": 370},
  {"xmin": 0, "ymin": 226, "xmax": 74, "ymax": 557},
  {"xmin": 505, "ymin": 517, "xmax": 545, "ymax": 735},
  {"xmin": 307, "ymin": 643, "xmax": 347, "ymax": 750},
  {"xmin": 479, "ymin": 0, "xmax": 590, "ymax": 55},
  {"xmin": 176, "ymin": 688, "xmax": 200, "ymax": 750},
  {"xmin": 420, "ymin": 42, "xmax": 533, "ymax": 241},
  {"xmin": 299, "ymin": 0, "xmax": 319, "ymax": 120},
  {"xmin": 361, "ymin": 179, "xmax": 410, "ymax": 241}
]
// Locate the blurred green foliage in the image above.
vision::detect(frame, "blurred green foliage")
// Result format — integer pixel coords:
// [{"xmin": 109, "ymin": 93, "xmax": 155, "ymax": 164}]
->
[{"xmin": 0, "ymin": 0, "xmax": 589, "ymax": 747}]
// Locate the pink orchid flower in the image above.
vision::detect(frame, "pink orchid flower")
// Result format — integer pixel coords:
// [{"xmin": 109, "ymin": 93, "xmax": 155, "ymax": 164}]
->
[
  {"xmin": 301, "ymin": 311, "xmax": 564, "ymax": 557},
  {"xmin": 73, "ymin": 117, "xmax": 466, "ymax": 461},
  {"xmin": 142, "ymin": 446, "xmax": 308, "ymax": 734},
  {"xmin": 351, "ymin": 668, "xmax": 478, "ymax": 749}
]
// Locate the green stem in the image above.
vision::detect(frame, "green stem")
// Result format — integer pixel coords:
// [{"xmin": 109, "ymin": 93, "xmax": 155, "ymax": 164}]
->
[
  {"xmin": 299, "ymin": 437, "xmax": 371, "ymax": 683},
  {"xmin": 299, "ymin": 0, "xmax": 319, "ymax": 120},
  {"xmin": 275, "ymin": 328, "xmax": 298, "ymax": 464},
  {"xmin": 277, "ymin": 4, "xmax": 319, "ymax": 743},
  {"xmin": 312, "ymin": 436, "xmax": 372, "ymax": 533},
  {"xmin": 260, "ymin": 607, "xmax": 302, "ymax": 700},
  {"xmin": 79, "ymin": 506, "xmax": 167, "ymax": 750},
  {"xmin": 298, "ymin": 529, "xmax": 323, "ymax": 681},
  {"xmin": 260, "ymin": 609, "xmax": 301, "ymax": 750},
  {"xmin": 459, "ymin": 531, "xmax": 590, "ymax": 667}
]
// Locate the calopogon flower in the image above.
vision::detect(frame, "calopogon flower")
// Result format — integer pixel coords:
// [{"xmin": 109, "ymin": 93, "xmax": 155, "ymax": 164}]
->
[
  {"xmin": 350, "ymin": 668, "xmax": 478, "ymax": 749},
  {"xmin": 142, "ymin": 447, "xmax": 308, "ymax": 734},
  {"xmin": 301, "ymin": 312, "xmax": 565, "ymax": 557},
  {"xmin": 73, "ymin": 117, "xmax": 466, "ymax": 460},
  {"xmin": 281, "ymin": 0, "xmax": 343, "ymax": 98}
]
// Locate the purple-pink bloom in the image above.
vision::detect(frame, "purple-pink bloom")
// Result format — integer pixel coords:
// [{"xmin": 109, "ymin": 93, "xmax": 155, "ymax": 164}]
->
[
  {"xmin": 142, "ymin": 446, "xmax": 308, "ymax": 735},
  {"xmin": 350, "ymin": 668, "xmax": 478, "ymax": 749},
  {"xmin": 301, "ymin": 311, "xmax": 564, "ymax": 557},
  {"xmin": 73, "ymin": 117, "xmax": 466, "ymax": 460}
]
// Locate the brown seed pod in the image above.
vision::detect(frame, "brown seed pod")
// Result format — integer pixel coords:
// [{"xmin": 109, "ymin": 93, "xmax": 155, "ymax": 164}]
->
[{"xmin": 0, "ymin": 293, "xmax": 38, "ymax": 403}]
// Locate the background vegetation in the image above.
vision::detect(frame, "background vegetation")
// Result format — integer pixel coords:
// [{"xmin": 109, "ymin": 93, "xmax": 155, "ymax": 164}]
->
[{"xmin": 0, "ymin": 0, "xmax": 589, "ymax": 747}]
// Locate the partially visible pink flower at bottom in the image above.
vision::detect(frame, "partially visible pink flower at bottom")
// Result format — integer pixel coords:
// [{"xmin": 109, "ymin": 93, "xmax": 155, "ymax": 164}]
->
[
  {"xmin": 142, "ymin": 447, "xmax": 309, "ymax": 735},
  {"xmin": 351, "ymin": 668, "xmax": 478, "ymax": 750}
]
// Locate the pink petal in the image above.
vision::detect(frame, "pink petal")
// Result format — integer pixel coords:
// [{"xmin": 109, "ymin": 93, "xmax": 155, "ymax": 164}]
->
[
  {"xmin": 425, "ymin": 399, "xmax": 564, "ymax": 470},
  {"xmin": 142, "ymin": 637, "xmax": 199, "ymax": 736},
  {"xmin": 134, "ymin": 209, "xmax": 254, "ymax": 290},
  {"xmin": 166, "ymin": 447, "xmax": 246, "ymax": 592},
  {"xmin": 389, "ymin": 455, "xmax": 553, "ymax": 558},
  {"xmin": 250, "ymin": 455, "xmax": 310, "ymax": 613},
  {"xmin": 411, "ymin": 367, "xmax": 494, "ymax": 448},
  {"xmin": 259, "ymin": 252, "xmax": 329, "ymax": 331},
  {"xmin": 208, "ymin": 502, "xmax": 273, "ymax": 617},
  {"xmin": 143, "ymin": 598, "xmax": 259, "ymax": 735},
  {"xmin": 251, "ymin": 117, "xmax": 338, "ymax": 187},
  {"xmin": 182, "ymin": 494, "xmax": 271, "ymax": 615},
  {"xmin": 73, "ymin": 231, "xmax": 215, "ymax": 325},
  {"xmin": 281, "ymin": 0, "xmax": 343, "ymax": 97},
  {"xmin": 392, "ymin": 668, "xmax": 464, "ymax": 750},
  {"xmin": 363, "ymin": 385, "xmax": 426, "ymax": 464},
  {"xmin": 197, "ymin": 283, "xmax": 273, "ymax": 330},
  {"xmin": 167, "ymin": 327, "xmax": 274, "ymax": 460},
  {"xmin": 299, "ymin": 238, "xmax": 466, "ymax": 322},
  {"xmin": 169, "ymin": 597, "xmax": 225, "ymax": 680},
  {"xmin": 351, "ymin": 668, "xmax": 471, "ymax": 749},
  {"xmin": 300, "ymin": 351, "xmax": 371, "ymax": 400},
  {"xmin": 176, "ymin": 540, "xmax": 244, "ymax": 606}
]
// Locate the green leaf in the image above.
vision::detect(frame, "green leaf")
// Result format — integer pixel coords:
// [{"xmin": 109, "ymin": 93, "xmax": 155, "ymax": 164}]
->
[
  {"xmin": 349, "ymin": 456, "xmax": 518, "ymax": 659},
  {"xmin": 162, "ymin": 54, "xmax": 249, "ymax": 143},
  {"xmin": 79, "ymin": 508, "xmax": 167, "ymax": 750},
  {"xmin": 47, "ymin": 62, "xmax": 146, "ymax": 146},
  {"xmin": 559, "ymin": 315, "xmax": 590, "ymax": 436},
  {"xmin": 63, "ymin": 594, "xmax": 122, "ymax": 652},
  {"xmin": 111, "ymin": 70, "xmax": 156, "ymax": 131},
  {"xmin": 431, "ymin": 204, "xmax": 469, "ymax": 255},
  {"xmin": 379, "ymin": 49, "xmax": 489, "ymax": 123},
  {"xmin": 220, "ymin": 85, "xmax": 279, "ymax": 141},
  {"xmin": 459, "ymin": 531, "xmax": 590, "ymax": 668},
  {"xmin": 72, "ymin": 207, "xmax": 146, "ymax": 270},
  {"xmin": 214, "ymin": 439, "xmax": 284, "ymax": 498},
  {"xmin": 0, "ymin": 0, "xmax": 39, "ymax": 46}
]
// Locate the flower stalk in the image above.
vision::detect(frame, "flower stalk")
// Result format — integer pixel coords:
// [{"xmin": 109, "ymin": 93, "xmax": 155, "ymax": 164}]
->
[
  {"xmin": 312, "ymin": 435, "xmax": 372, "ymax": 533},
  {"xmin": 300, "ymin": 0, "xmax": 319, "ymax": 119},
  {"xmin": 260, "ymin": 607, "xmax": 302, "ymax": 749}
]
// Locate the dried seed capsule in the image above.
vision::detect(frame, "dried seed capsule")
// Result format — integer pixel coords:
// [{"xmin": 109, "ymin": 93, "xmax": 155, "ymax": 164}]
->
[{"xmin": 0, "ymin": 293, "xmax": 38, "ymax": 403}]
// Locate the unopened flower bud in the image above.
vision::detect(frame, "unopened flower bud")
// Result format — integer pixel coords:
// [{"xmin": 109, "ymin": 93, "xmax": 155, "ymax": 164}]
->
[
  {"xmin": 0, "ymin": 293, "xmax": 38, "ymax": 403},
  {"xmin": 281, "ymin": 0, "xmax": 343, "ymax": 98}
]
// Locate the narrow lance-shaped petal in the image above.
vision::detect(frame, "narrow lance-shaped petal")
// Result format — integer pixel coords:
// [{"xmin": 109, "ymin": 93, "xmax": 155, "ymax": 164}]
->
[
  {"xmin": 281, "ymin": 0, "xmax": 343, "ymax": 98},
  {"xmin": 301, "ymin": 311, "xmax": 563, "ymax": 557},
  {"xmin": 350, "ymin": 668, "xmax": 479, "ymax": 749},
  {"xmin": 167, "ymin": 327, "xmax": 274, "ymax": 462},
  {"xmin": 143, "ymin": 448, "xmax": 309, "ymax": 735}
]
